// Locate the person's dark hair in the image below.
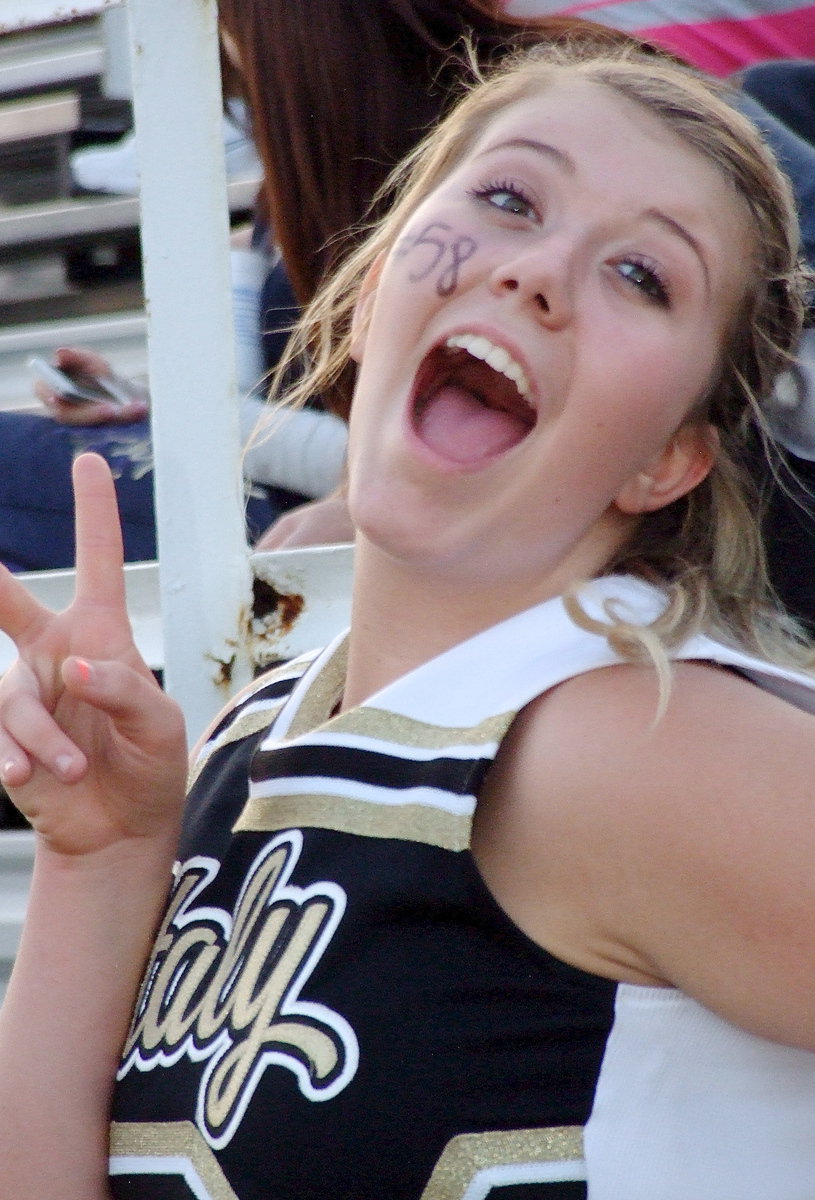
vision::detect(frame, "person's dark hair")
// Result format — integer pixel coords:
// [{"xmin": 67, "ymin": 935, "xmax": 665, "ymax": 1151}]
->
[{"xmin": 216, "ymin": 0, "xmax": 653, "ymax": 415}]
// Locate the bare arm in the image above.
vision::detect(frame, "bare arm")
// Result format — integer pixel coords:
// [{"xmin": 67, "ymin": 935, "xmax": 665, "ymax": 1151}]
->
[
  {"xmin": 473, "ymin": 660, "xmax": 815, "ymax": 1050},
  {"xmin": 253, "ymin": 486, "xmax": 354, "ymax": 551},
  {"xmin": 0, "ymin": 454, "xmax": 188, "ymax": 1199},
  {"xmin": 240, "ymin": 397, "xmax": 348, "ymax": 499}
]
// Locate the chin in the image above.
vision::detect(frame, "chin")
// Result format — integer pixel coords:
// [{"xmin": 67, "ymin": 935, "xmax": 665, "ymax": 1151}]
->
[{"xmin": 357, "ymin": 515, "xmax": 433, "ymax": 561}]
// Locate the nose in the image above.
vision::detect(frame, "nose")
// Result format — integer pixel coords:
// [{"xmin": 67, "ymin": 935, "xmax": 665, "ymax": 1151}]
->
[{"xmin": 489, "ymin": 237, "xmax": 575, "ymax": 328}]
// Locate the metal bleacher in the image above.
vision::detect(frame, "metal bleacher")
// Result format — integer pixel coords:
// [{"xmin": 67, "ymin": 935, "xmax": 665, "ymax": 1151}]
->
[
  {"xmin": 0, "ymin": 12, "xmax": 132, "ymax": 319},
  {"xmin": 0, "ymin": 9, "xmax": 258, "ymax": 352},
  {"xmin": 0, "ymin": 8, "xmax": 146, "ymax": 997}
]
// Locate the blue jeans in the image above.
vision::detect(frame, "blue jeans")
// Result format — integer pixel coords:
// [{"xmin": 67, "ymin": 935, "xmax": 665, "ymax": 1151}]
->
[{"xmin": 0, "ymin": 413, "xmax": 289, "ymax": 571}]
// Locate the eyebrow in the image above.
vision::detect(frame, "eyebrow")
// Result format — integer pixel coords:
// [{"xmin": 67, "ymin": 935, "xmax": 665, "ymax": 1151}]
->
[
  {"xmin": 478, "ymin": 137, "xmax": 577, "ymax": 175},
  {"xmin": 642, "ymin": 208, "xmax": 710, "ymax": 296},
  {"xmin": 477, "ymin": 137, "xmax": 712, "ymax": 295}
]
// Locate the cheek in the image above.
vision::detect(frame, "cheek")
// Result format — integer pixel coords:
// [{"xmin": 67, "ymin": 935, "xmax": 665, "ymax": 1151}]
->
[
  {"xmin": 609, "ymin": 328, "xmax": 718, "ymax": 435},
  {"xmin": 390, "ymin": 213, "xmax": 485, "ymax": 298}
]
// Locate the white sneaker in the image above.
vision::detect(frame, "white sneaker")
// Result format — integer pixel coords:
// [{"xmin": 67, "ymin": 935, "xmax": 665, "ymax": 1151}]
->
[
  {"xmin": 70, "ymin": 100, "xmax": 261, "ymax": 195},
  {"xmin": 70, "ymin": 128, "xmax": 141, "ymax": 194}
]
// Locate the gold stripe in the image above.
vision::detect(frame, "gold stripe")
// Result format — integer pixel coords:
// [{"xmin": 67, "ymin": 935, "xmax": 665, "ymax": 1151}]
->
[
  {"xmin": 188, "ymin": 702, "xmax": 286, "ymax": 789},
  {"xmin": 187, "ymin": 654, "xmax": 320, "ymax": 786},
  {"xmin": 286, "ymin": 637, "xmax": 349, "ymax": 739},
  {"xmin": 234, "ymin": 792, "xmax": 472, "ymax": 850},
  {"xmin": 322, "ymin": 706, "xmax": 516, "ymax": 749},
  {"xmin": 109, "ymin": 1121, "xmax": 239, "ymax": 1200},
  {"xmin": 420, "ymin": 1126, "xmax": 585, "ymax": 1199}
]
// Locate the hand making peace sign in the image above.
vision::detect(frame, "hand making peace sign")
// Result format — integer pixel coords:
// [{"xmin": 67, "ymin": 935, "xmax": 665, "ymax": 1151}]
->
[{"xmin": 0, "ymin": 453, "xmax": 188, "ymax": 856}]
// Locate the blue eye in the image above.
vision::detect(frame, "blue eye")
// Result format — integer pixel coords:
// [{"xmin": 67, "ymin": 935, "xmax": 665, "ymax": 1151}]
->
[
  {"xmin": 469, "ymin": 179, "xmax": 538, "ymax": 221},
  {"xmin": 616, "ymin": 258, "xmax": 670, "ymax": 306}
]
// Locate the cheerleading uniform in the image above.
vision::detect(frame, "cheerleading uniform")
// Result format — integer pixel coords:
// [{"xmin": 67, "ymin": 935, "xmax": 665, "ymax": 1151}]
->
[{"xmin": 109, "ymin": 576, "xmax": 815, "ymax": 1199}]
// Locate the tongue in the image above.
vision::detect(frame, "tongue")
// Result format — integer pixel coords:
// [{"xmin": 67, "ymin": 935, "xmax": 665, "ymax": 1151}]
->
[{"xmin": 417, "ymin": 384, "xmax": 529, "ymax": 465}]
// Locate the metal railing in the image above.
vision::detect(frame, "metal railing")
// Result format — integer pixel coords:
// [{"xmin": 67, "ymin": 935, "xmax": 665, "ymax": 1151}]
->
[{"xmin": 0, "ymin": 175, "xmax": 258, "ymax": 252}]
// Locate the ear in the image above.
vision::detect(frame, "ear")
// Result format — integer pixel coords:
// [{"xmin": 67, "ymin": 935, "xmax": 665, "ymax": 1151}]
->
[
  {"xmin": 614, "ymin": 422, "xmax": 719, "ymax": 515},
  {"xmin": 349, "ymin": 253, "xmax": 386, "ymax": 363}
]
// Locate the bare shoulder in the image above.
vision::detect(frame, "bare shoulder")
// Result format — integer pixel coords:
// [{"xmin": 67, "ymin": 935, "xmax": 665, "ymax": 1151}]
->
[
  {"xmin": 473, "ymin": 659, "xmax": 815, "ymax": 1048},
  {"xmin": 540, "ymin": 656, "xmax": 815, "ymax": 784}
]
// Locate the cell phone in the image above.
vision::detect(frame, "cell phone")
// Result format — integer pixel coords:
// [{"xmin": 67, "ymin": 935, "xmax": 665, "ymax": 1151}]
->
[{"xmin": 28, "ymin": 356, "xmax": 137, "ymax": 407}]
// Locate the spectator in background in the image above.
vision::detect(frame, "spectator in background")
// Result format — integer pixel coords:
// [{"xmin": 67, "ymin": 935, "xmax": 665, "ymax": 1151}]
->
[
  {"xmin": 500, "ymin": 0, "xmax": 814, "ymax": 77},
  {"xmin": 741, "ymin": 58, "xmax": 815, "ymax": 151}
]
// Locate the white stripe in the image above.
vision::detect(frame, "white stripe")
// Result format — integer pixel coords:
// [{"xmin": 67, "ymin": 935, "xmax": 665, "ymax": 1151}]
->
[
  {"xmin": 109, "ymin": 1154, "xmax": 213, "ymax": 1199},
  {"xmin": 557, "ymin": 0, "xmax": 811, "ymax": 33},
  {"xmin": 461, "ymin": 1158, "xmax": 587, "ymax": 1199},
  {"xmin": 249, "ymin": 776, "xmax": 476, "ymax": 817},
  {"xmin": 261, "ymin": 729, "xmax": 501, "ymax": 762}
]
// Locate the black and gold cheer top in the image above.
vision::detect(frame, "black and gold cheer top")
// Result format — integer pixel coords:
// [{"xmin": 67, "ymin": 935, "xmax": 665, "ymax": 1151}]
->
[{"xmin": 109, "ymin": 576, "xmax": 815, "ymax": 1200}]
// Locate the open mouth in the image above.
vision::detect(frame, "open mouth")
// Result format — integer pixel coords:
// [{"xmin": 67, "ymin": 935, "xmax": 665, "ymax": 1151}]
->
[{"xmin": 412, "ymin": 333, "xmax": 537, "ymax": 467}]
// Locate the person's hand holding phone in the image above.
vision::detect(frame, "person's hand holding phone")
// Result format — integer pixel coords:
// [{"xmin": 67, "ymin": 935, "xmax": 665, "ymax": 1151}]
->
[{"xmin": 31, "ymin": 346, "xmax": 150, "ymax": 426}]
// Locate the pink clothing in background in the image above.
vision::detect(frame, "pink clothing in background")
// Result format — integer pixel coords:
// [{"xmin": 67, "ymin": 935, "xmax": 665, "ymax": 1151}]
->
[{"xmin": 501, "ymin": 0, "xmax": 815, "ymax": 74}]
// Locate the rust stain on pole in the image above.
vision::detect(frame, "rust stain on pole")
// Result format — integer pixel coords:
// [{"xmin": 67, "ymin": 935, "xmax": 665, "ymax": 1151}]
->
[
  {"xmin": 249, "ymin": 577, "xmax": 305, "ymax": 669},
  {"xmin": 204, "ymin": 576, "xmax": 307, "ymax": 692}
]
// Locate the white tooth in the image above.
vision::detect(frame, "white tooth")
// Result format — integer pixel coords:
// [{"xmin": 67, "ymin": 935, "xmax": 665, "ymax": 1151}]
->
[
  {"xmin": 469, "ymin": 335, "xmax": 493, "ymax": 361},
  {"xmin": 444, "ymin": 334, "xmax": 531, "ymax": 399},
  {"xmin": 485, "ymin": 346, "xmax": 511, "ymax": 373},
  {"xmin": 504, "ymin": 362, "xmax": 531, "ymax": 397}
]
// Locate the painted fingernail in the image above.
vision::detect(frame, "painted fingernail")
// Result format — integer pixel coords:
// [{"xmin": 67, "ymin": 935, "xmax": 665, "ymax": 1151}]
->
[
  {"xmin": 1, "ymin": 760, "xmax": 16, "ymax": 785},
  {"xmin": 74, "ymin": 659, "xmax": 93, "ymax": 685}
]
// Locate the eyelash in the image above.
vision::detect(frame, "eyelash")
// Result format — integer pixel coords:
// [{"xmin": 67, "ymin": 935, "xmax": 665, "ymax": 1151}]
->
[
  {"xmin": 468, "ymin": 177, "xmax": 672, "ymax": 307},
  {"xmin": 614, "ymin": 257, "xmax": 672, "ymax": 307},
  {"xmin": 468, "ymin": 177, "xmax": 539, "ymax": 220}
]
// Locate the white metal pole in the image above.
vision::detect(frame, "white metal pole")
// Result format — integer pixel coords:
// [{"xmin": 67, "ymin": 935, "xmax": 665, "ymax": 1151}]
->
[{"xmin": 125, "ymin": 0, "xmax": 254, "ymax": 743}]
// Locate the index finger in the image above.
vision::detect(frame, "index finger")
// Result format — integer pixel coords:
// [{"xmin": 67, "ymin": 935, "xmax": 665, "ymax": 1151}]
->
[
  {"xmin": 0, "ymin": 562, "xmax": 50, "ymax": 647},
  {"xmin": 72, "ymin": 452, "xmax": 127, "ymax": 610}
]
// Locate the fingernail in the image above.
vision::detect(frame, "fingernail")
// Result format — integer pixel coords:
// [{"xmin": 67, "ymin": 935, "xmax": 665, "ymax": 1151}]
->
[
  {"xmin": 1, "ymin": 760, "xmax": 16, "ymax": 785},
  {"xmin": 56, "ymin": 754, "xmax": 76, "ymax": 778},
  {"xmin": 74, "ymin": 658, "xmax": 93, "ymax": 685}
]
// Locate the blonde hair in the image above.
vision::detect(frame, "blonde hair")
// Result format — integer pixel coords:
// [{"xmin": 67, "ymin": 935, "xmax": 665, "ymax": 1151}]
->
[{"xmin": 263, "ymin": 38, "xmax": 815, "ymax": 678}]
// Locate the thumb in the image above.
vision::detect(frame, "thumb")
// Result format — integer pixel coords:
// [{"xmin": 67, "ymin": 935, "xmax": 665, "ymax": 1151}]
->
[{"xmin": 61, "ymin": 656, "xmax": 187, "ymax": 758}]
